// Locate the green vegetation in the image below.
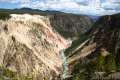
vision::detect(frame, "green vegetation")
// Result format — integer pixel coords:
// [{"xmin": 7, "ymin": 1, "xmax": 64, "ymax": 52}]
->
[
  {"xmin": 0, "ymin": 12, "xmax": 11, "ymax": 20},
  {"xmin": 104, "ymin": 54, "xmax": 116, "ymax": 72},
  {"xmin": 0, "ymin": 8, "xmax": 84, "ymax": 17},
  {"xmin": 67, "ymin": 13, "xmax": 120, "ymax": 80},
  {"xmin": 0, "ymin": 67, "xmax": 16, "ymax": 79},
  {"xmin": 0, "ymin": 67, "xmax": 33, "ymax": 80},
  {"xmin": 72, "ymin": 53, "xmax": 120, "ymax": 80}
]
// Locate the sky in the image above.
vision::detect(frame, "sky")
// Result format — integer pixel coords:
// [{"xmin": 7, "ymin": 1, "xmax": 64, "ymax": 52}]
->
[{"xmin": 0, "ymin": 0, "xmax": 120, "ymax": 16}]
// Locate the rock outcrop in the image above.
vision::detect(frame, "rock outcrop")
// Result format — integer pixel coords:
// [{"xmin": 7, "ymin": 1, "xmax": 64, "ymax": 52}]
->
[
  {"xmin": 0, "ymin": 14, "xmax": 68, "ymax": 80},
  {"xmin": 0, "ymin": 9, "xmax": 93, "ymax": 79},
  {"xmin": 49, "ymin": 14, "xmax": 92, "ymax": 38},
  {"xmin": 67, "ymin": 13, "xmax": 120, "ymax": 80}
]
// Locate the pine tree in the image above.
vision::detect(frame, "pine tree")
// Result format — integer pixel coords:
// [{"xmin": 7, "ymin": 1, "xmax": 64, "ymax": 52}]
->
[{"xmin": 104, "ymin": 54, "xmax": 116, "ymax": 73}]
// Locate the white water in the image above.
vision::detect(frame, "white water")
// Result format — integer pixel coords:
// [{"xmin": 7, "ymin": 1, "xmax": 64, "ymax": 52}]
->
[{"xmin": 60, "ymin": 49, "xmax": 69, "ymax": 79}]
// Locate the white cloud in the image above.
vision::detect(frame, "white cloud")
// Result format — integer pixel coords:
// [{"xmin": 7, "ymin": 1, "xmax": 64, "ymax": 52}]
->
[
  {"xmin": 0, "ymin": 0, "xmax": 30, "ymax": 3},
  {"xmin": 20, "ymin": 0, "xmax": 81, "ymax": 10},
  {"xmin": 0, "ymin": 0, "xmax": 120, "ymax": 16},
  {"xmin": 110, "ymin": 0, "xmax": 120, "ymax": 3},
  {"xmin": 102, "ymin": 1, "xmax": 120, "ymax": 10}
]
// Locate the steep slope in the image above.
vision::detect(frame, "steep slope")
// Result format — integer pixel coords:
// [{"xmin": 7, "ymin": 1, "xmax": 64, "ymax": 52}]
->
[
  {"xmin": 49, "ymin": 14, "xmax": 92, "ymax": 38},
  {"xmin": 66, "ymin": 13, "xmax": 120, "ymax": 80},
  {"xmin": 0, "ymin": 9, "xmax": 93, "ymax": 80},
  {"xmin": 84, "ymin": 13, "xmax": 120, "ymax": 59},
  {"xmin": 0, "ymin": 14, "xmax": 68, "ymax": 80},
  {"xmin": 0, "ymin": 8, "xmax": 93, "ymax": 39}
]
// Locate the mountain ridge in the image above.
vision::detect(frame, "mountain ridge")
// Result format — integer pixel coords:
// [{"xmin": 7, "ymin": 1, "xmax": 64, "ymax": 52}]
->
[{"xmin": 66, "ymin": 13, "xmax": 120, "ymax": 80}]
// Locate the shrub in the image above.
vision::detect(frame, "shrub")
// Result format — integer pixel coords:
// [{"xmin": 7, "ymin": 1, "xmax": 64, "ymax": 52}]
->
[{"xmin": 0, "ymin": 12, "xmax": 11, "ymax": 20}]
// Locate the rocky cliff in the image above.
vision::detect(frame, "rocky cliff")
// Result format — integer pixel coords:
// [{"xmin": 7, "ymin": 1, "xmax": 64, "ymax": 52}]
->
[
  {"xmin": 0, "ymin": 9, "xmax": 93, "ymax": 39},
  {"xmin": 0, "ymin": 12, "xmax": 92, "ymax": 80},
  {"xmin": 67, "ymin": 13, "xmax": 120, "ymax": 80},
  {"xmin": 0, "ymin": 14, "xmax": 69, "ymax": 80},
  {"xmin": 49, "ymin": 14, "xmax": 92, "ymax": 38}
]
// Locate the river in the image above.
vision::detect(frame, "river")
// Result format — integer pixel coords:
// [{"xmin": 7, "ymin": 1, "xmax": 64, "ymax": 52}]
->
[{"xmin": 60, "ymin": 49, "xmax": 69, "ymax": 80}]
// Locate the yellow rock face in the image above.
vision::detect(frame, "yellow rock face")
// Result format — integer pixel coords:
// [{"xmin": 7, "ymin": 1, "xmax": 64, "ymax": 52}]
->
[{"xmin": 0, "ymin": 14, "xmax": 68, "ymax": 80}]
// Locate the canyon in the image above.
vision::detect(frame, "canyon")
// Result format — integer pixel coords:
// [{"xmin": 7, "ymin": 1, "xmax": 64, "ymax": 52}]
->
[
  {"xmin": 1, "ymin": 8, "xmax": 119, "ymax": 80},
  {"xmin": 0, "ymin": 12, "xmax": 93, "ymax": 80}
]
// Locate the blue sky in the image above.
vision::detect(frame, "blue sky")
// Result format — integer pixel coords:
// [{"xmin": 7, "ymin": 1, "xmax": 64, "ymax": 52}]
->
[{"xmin": 0, "ymin": 0, "xmax": 120, "ymax": 16}]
